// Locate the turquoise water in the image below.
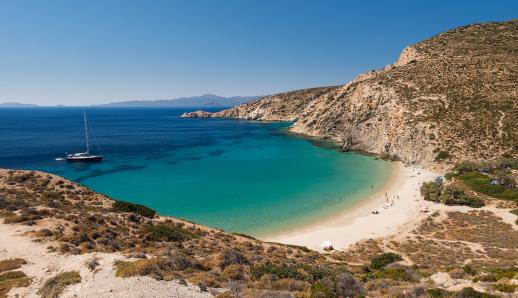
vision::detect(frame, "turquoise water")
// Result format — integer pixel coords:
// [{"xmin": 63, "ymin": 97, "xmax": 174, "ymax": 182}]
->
[{"xmin": 0, "ymin": 108, "xmax": 393, "ymax": 236}]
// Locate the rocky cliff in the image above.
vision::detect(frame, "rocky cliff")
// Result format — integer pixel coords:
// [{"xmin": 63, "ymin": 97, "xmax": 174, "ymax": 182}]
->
[{"xmin": 183, "ymin": 19, "xmax": 518, "ymax": 165}]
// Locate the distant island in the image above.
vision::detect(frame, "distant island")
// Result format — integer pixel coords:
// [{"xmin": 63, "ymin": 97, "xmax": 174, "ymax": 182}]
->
[
  {"xmin": 0, "ymin": 102, "xmax": 38, "ymax": 108},
  {"xmin": 0, "ymin": 94, "xmax": 258, "ymax": 108},
  {"xmin": 93, "ymin": 94, "xmax": 259, "ymax": 107}
]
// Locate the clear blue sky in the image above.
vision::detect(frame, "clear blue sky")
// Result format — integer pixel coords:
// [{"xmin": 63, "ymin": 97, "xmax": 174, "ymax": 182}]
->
[{"xmin": 0, "ymin": 0, "xmax": 516, "ymax": 105}]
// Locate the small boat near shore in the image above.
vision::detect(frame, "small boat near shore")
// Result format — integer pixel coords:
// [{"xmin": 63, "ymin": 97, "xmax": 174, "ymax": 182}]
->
[{"xmin": 62, "ymin": 112, "xmax": 103, "ymax": 162}]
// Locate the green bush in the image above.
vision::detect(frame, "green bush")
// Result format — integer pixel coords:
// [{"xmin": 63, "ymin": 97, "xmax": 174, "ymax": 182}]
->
[
  {"xmin": 370, "ymin": 253, "xmax": 403, "ymax": 270},
  {"xmin": 462, "ymin": 264, "xmax": 477, "ymax": 275},
  {"xmin": 486, "ymin": 267, "xmax": 518, "ymax": 280},
  {"xmin": 142, "ymin": 224, "xmax": 196, "ymax": 242},
  {"xmin": 420, "ymin": 181, "xmax": 442, "ymax": 202},
  {"xmin": 459, "ymin": 172, "xmax": 518, "ymax": 201},
  {"xmin": 454, "ymin": 287, "xmax": 498, "ymax": 298},
  {"xmin": 444, "ymin": 172, "xmax": 457, "ymax": 180},
  {"xmin": 435, "ymin": 151, "xmax": 450, "ymax": 160},
  {"xmin": 427, "ymin": 288, "xmax": 450, "ymax": 297},
  {"xmin": 251, "ymin": 262, "xmax": 333, "ymax": 282},
  {"xmin": 453, "ymin": 161, "xmax": 479, "ymax": 174},
  {"xmin": 251, "ymin": 262, "xmax": 304, "ymax": 281},
  {"xmin": 374, "ymin": 267, "xmax": 417, "ymax": 281},
  {"xmin": 440, "ymin": 185, "xmax": 484, "ymax": 208},
  {"xmin": 443, "ymin": 195, "xmax": 485, "ymax": 208},
  {"xmin": 112, "ymin": 200, "xmax": 156, "ymax": 218},
  {"xmin": 492, "ymin": 283, "xmax": 517, "ymax": 293}
]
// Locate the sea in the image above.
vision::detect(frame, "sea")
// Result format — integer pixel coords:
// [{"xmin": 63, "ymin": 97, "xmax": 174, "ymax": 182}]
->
[{"xmin": 0, "ymin": 107, "xmax": 393, "ymax": 236}]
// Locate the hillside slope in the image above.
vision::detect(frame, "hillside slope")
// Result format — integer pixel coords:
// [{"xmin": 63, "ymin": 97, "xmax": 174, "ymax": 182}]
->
[
  {"xmin": 184, "ymin": 19, "xmax": 518, "ymax": 164},
  {"xmin": 1, "ymin": 167, "xmax": 517, "ymax": 297}
]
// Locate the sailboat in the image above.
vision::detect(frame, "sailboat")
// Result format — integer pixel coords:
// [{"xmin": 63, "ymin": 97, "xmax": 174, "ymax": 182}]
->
[{"xmin": 65, "ymin": 112, "xmax": 103, "ymax": 162}]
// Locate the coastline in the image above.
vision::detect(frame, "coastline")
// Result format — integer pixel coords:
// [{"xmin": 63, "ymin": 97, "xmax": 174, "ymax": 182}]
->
[{"xmin": 262, "ymin": 161, "xmax": 438, "ymax": 251}]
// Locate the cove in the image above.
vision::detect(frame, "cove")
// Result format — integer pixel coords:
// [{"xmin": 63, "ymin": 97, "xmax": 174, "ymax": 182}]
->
[{"xmin": 0, "ymin": 107, "xmax": 393, "ymax": 236}]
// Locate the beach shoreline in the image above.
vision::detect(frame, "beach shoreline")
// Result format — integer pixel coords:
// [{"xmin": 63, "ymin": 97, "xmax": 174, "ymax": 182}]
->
[{"xmin": 262, "ymin": 161, "xmax": 438, "ymax": 251}]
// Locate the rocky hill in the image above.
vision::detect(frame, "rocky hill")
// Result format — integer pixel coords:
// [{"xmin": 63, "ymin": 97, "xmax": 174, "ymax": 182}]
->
[{"xmin": 183, "ymin": 19, "xmax": 518, "ymax": 165}]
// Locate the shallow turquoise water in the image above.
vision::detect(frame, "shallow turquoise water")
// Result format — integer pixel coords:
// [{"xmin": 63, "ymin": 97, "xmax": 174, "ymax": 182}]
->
[{"xmin": 0, "ymin": 108, "xmax": 393, "ymax": 236}]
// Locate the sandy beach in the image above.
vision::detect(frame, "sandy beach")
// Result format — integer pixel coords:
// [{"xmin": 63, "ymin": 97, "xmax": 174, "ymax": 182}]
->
[{"xmin": 263, "ymin": 162, "xmax": 438, "ymax": 251}]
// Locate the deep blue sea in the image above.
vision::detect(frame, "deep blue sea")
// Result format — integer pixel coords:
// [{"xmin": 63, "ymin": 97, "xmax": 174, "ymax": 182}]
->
[{"xmin": 0, "ymin": 108, "xmax": 393, "ymax": 236}]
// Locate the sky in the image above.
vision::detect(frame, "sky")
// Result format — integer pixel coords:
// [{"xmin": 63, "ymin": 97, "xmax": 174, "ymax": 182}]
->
[{"xmin": 0, "ymin": 0, "xmax": 517, "ymax": 105}]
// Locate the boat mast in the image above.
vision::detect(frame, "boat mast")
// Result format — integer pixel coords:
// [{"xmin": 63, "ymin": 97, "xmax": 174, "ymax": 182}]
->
[{"xmin": 84, "ymin": 112, "xmax": 90, "ymax": 154}]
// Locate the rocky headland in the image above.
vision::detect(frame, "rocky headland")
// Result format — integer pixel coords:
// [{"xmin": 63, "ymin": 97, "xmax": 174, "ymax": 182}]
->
[{"xmin": 183, "ymin": 19, "xmax": 518, "ymax": 165}]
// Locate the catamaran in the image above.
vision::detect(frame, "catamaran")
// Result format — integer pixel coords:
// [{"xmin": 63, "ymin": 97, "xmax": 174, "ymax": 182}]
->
[{"xmin": 65, "ymin": 112, "xmax": 103, "ymax": 162}]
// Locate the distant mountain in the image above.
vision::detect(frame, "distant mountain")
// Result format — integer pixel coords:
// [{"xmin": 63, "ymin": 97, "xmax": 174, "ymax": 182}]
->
[
  {"xmin": 96, "ymin": 94, "xmax": 259, "ymax": 107},
  {"xmin": 0, "ymin": 102, "xmax": 38, "ymax": 108}
]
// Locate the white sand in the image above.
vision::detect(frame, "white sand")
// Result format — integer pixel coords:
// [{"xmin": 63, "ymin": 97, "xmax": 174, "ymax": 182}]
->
[
  {"xmin": 0, "ymin": 223, "xmax": 212, "ymax": 298},
  {"xmin": 263, "ymin": 162, "xmax": 438, "ymax": 251}
]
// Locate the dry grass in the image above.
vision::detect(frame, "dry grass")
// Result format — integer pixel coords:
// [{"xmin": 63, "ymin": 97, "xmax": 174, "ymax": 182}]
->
[
  {"xmin": 0, "ymin": 271, "xmax": 31, "ymax": 298},
  {"xmin": 115, "ymin": 258, "xmax": 162, "ymax": 278},
  {"xmin": 0, "ymin": 258, "xmax": 27, "ymax": 273},
  {"xmin": 37, "ymin": 271, "xmax": 81, "ymax": 298}
]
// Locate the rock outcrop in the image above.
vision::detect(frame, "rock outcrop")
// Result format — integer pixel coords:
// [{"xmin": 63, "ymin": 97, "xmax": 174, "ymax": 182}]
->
[{"xmin": 183, "ymin": 19, "xmax": 518, "ymax": 164}]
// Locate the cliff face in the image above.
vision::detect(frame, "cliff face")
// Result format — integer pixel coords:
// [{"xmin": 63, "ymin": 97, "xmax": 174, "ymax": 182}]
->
[{"xmin": 183, "ymin": 19, "xmax": 518, "ymax": 164}]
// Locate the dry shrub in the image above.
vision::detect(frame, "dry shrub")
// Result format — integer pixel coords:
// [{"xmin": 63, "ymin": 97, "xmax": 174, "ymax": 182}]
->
[
  {"xmin": 115, "ymin": 254, "xmax": 205, "ymax": 280},
  {"xmin": 272, "ymin": 278, "xmax": 308, "ymax": 292},
  {"xmin": 492, "ymin": 280, "xmax": 517, "ymax": 293},
  {"xmin": 115, "ymin": 258, "xmax": 161, "ymax": 278},
  {"xmin": 0, "ymin": 271, "xmax": 31, "ymax": 297},
  {"xmin": 0, "ymin": 258, "xmax": 27, "ymax": 273},
  {"xmin": 311, "ymin": 273, "xmax": 364, "ymax": 298},
  {"xmin": 364, "ymin": 278, "xmax": 396, "ymax": 292},
  {"xmin": 36, "ymin": 228, "xmax": 54, "ymax": 237},
  {"xmin": 220, "ymin": 249, "xmax": 249, "ymax": 269},
  {"xmin": 37, "ymin": 271, "xmax": 81, "ymax": 298},
  {"xmin": 85, "ymin": 257, "xmax": 100, "ymax": 272},
  {"xmin": 222, "ymin": 264, "xmax": 246, "ymax": 281},
  {"xmin": 187, "ymin": 271, "xmax": 222, "ymax": 288},
  {"xmin": 448, "ymin": 268, "xmax": 466, "ymax": 279}
]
